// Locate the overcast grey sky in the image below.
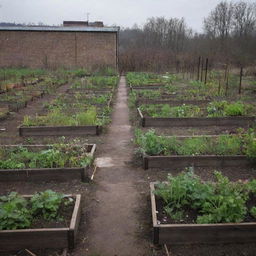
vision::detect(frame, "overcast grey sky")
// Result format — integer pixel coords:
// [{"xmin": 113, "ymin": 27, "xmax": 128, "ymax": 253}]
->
[{"xmin": 0, "ymin": 0, "xmax": 255, "ymax": 31}]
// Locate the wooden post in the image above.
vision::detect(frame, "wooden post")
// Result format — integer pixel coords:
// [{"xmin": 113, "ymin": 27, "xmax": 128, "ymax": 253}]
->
[
  {"xmin": 197, "ymin": 56, "xmax": 201, "ymax": 81},
  {"xmin": 218, "ymin": 74, "xmax": 221, "ymax": 95},
  {"xmin": 224, "ymin": 64, "xmax": 228, "ymax": 81},
  {"xmin": 21, "ymin": 75, "xmax": 25, "ymax": 87},
  {"xmin": 225, "ymin": 65, "xmax": 229, "ymax": 96},
  {"xmin": 176, "ymin": 61, "xmax": 180, "ymax": 73},
  {"xmin": 204, "ymin": 58, "xmax": 208, "ymax": 84},
  {"xmin": 200, "ymin": 57, "xmax": 204, "ymax": 82},
  {"xmin": 238, "ymin": 67, "xmax": 243, "ymax": 94}
]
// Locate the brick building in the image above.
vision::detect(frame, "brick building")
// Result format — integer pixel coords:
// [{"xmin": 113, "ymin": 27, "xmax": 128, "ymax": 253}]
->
[{"xmin": 0, "ymin": 24, "xmax": 119, "ymax": 70}]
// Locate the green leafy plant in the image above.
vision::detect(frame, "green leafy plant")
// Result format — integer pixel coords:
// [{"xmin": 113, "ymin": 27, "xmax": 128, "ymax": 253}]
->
[
  {"xmin": 155, "ymin": 171, "xmax": 255, "ymax": 224},
  {"xmin": 31, "ymin": 190, "xmax": 66, "ymax": 220},
  {"xmin": 244, "ymin": 129, "xmax": 256, "ymax": 160},
  {"xmin": 207, "ymin": 101, "xmax": 253, "ymax": 117},
  {"xmin": 0, "ymin": 190, "xmax": 73, "ymax": 230},
  {"xmin": 0, "ymin": 192, "xmax": 31, "ymax": 230},
  {"xmin": 135, "ymin": 129, "xmax": 166, "ymax": 155},
  {"xmin": 250, "ymin": 207, "xmax": 256, "ymax": 218},
  {"xmin": 23, "ymin": 106, "xmax": 99, "ymax": 126},
  {"xmin": 140, "ymin": 104, "xmax": 201, "ymax": 118},
  {"xmin": 0, "ymin": 144, "xmax": 93, "ymax": 169}
]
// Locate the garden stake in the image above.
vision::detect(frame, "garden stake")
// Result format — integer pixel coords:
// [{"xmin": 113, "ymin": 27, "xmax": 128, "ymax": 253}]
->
[
  {"xmin": 164, "ymin": 244, "xmax": 170, "ymax": 256},
  {"xmin": 225, "ymin": 66, "xmax": 229, "ymax": 96},
  {"xmin": 200, "ymin": 57, "xmax": 204, "ymax": 82},
  {"xmin": 204, "ymin": 58, "xmax": 208, "ymax": 84},
  {"xmin": 91, "ymin": 164, "xmax": 98, "ymax": 180},
  {"xmin": 24, "ymin": 249, "xmax": 37, "ymax": 256},
  {"xmin": 239, "ymin": 67, "xmax": 243, "ymax": 94},
  {"xmin": 197, "ymin": 56, "xmax": 201, "ymax": 81}
]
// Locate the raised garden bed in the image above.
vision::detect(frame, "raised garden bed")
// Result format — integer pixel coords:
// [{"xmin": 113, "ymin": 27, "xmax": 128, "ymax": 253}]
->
[
  {"xmin": 137, "ymin": 108, "xmax": 256, "ymax": 127},
  {"xmin": 136, "ymin": 130, "xmax": 256, "ymax": 169},
  {"xmin": 130, "ymin": 85, "xmax": 163, "ymax": 91},
  {"xmin": 0, "ymin": 194, "xmax": 81, "ymax": 251},
  {"xmin": 150, "ymin": 182, "xmax": 256, "ymax": 244},
  {"xmin": 66, "ymin": 88, "xmax": 114, "ymax": 93},
  {"xmin": 0, "ymin": 144, "xmax": 96, "ymax": 182},
  {"xmin": 19, "ymin": 102, "xmax": 106, "ymax": 135},
  {"xmin": 136, "ymin": 99, "xmax": 210, "ymax": 106},
  {"xmin": 49, "ymin": 94, "xmax": 114, "ymax": 109}
]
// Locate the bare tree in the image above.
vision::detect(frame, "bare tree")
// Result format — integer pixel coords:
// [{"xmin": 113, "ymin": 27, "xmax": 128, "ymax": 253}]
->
[
  {"xmin": 233, "ymin": 1, "xmax": 256, "ymax": 37},
  {"xmin": 204, "ymin": 1, "xmax": 234, "ymax": 39},
  {"xmin": 119, "ymin": 1, "xmax": 256, "ymax": 72}
]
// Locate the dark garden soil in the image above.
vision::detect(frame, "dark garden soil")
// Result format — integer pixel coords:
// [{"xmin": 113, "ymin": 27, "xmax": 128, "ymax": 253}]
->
[{"xmin": 1, "ymin": 77, "xmax": 256, "ymax": 255}]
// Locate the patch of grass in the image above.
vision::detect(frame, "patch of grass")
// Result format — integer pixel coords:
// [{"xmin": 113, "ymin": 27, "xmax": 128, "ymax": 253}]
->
[
  {"xmin": 23, "ymin": 106, "xmax": 98, "ymax": 126},
  {"xmin": 140, "ymin": 104, "xmax": 201, "ymax": 118}
]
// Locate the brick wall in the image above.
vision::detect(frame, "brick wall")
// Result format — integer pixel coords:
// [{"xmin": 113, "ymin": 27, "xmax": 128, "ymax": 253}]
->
[{"xmin": 0, "ymin": 30, "xmax": 117, "ymax": 70}]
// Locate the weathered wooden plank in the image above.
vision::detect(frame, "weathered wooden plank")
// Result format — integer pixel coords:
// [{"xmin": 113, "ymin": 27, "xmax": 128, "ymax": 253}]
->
[
  {"xmin": 68, "ymin": 194, "xmax": 82, "ymax": 249},
  {"xmin": 136, "ymin": 99, "xmax": 210, "ymax": 106},
  {"xmin": 66, "ymin": 88, "xmax": 113, "ymax": 93},
  {"xmin": 0, "ymin": 229, "xmax": 69, "ymax": 251},
  {"xmin": 144, "ymin": 155, "xmax": 252, "ymax": 169},
  {"xmin": 19, "ymin": 125, "xmax": 102, "ymax": 136},
  {"xmin": 131, "ymin": 86, "xmax": 162, "ymax": 90},
  {"xmin": 0, "ymin": 167, "xmax": 87, "ymax": 182},
  {"xmin": 158, "ymin": 224, "xmax": 256, "ymax": 244},
  {"xmin": 140, "ymin": 113, "xmax": 256, "ymax": 127}
]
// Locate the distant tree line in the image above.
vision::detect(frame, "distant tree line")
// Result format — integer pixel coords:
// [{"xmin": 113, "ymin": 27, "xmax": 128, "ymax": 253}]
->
[
  {"xmin": 119, "ymin": 1, "xmax": 256, "ymax": 72},
  {"xmin": 0, "ymin": 22, "xmax": 51, "ymax": 27}
]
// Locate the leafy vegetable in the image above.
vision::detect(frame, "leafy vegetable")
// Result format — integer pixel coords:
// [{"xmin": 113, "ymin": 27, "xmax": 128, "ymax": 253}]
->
[{"xmin": 155, "ymin": 171, "xmax": 256, "ymax": 224}]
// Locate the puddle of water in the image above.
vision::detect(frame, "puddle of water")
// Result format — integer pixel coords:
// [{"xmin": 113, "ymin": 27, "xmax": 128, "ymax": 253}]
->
[{"xmin": 95, "ymin": 157, "xmax": 115, "ymax": 167}]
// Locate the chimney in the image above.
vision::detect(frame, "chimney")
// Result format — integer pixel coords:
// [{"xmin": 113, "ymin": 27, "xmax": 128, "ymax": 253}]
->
[
  {"xmin": 63, "ymin": 21, "xmax": 89, "ymax": 27},
  {"xmin": 89, "ymin": 21, "xmax": 104, "ymax": 27}
]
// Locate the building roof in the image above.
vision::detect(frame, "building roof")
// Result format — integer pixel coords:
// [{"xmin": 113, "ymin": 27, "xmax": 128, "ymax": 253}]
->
[{"xmin": 0, "ymin": 26, "xmax": 119, "ymax": 33}]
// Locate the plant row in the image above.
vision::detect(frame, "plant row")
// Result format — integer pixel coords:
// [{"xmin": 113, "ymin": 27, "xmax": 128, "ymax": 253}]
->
[
  {"xmin": 139, "ymin": 101, "xmax": 255, "ymax": 118},
  {"xmin": 135, "ymin": 129, "xmax": 256, "ymax": 159},
  {"xmin": 0, "ymin": 190, "xmax": 73, "ymax": 230},
  {"xmin": 0, "ymin": 143, "xmax": 93, "ymax": 169},
  {"xmin": 155, "ymin": 170, "xmax": 256, "ymax": 224}
]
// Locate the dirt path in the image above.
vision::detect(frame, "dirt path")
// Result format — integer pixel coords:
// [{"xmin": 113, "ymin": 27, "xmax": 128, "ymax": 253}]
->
[{"xmin": 84, "ymin": 76, "xmax": 149, "ymax": 256}]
